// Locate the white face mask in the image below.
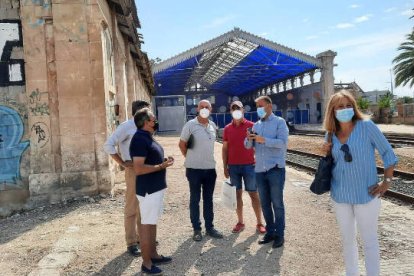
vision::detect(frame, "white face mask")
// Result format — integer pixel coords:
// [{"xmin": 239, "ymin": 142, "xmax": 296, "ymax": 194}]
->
[
  {"xmin": 199, "ymin": 108, "xmax": 210, "ymax": 119},
  {"xmin": 232, "ymin": 110, "xmax": 243, "ymax": 120}
]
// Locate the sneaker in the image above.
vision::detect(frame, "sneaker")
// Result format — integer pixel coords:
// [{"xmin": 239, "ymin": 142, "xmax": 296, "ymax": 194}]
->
[
  {"xmin": 127, "ymin": 245, "xmax": 141, "ymax": 257},
  {"xmin": 256, "ymin": 224, "xmax": 266, "ymax": 234},
  {"xmin": 232, "ymin": 222, "xmax": 245, "ymax": 233},
  {"xmin": 258, "ymin": 234, "xmax": 274, "ymax": 244},
  {"xmin": 151, "ymin": 255, "xmax": 172, "ymax": 265},
  {"xmin": 193, "ymin": 230, "xmax": 202, "ymax": 242},
  {"xmin": 141, "ymin": 264, "xmax": 162, "ymax": 275},
  {"xmin": 206, "ymin": 228, "xmax": 224, "ymax": 239},
  {"xmin": 272, "ymin": 236, "xmax": 285, "ymax": 248}
]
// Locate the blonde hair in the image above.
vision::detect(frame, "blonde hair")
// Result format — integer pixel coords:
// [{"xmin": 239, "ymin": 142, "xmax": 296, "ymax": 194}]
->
[{"xmin": 323, "ymin": 91, "xmax": 366, "ymax": 133}]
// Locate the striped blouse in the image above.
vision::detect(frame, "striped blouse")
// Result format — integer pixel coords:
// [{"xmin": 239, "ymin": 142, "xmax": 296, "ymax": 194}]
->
[{"xmin": 329, "ymin": 119, "xmax": 398, "ymax": 204}]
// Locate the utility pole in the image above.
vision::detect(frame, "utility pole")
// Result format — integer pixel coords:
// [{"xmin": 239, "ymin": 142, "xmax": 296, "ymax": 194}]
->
[{"xmin": 389, "ymin": 69, "xmax": 394, "ymax": 96}]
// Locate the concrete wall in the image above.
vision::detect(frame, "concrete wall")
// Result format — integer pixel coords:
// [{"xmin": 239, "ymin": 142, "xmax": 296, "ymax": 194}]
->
[
  {"xmin": 0, "ymin": 0, "xmax": 152, "ymax": 217},
  {"xmin": 0, "ymin": 0, "xmax": 30, "ymax": 217}
]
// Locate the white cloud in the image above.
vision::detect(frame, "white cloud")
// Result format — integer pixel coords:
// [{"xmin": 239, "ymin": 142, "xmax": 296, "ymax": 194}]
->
[
  {"xmin": 305, "ymin": 35, "xmax": 318, "ymax": 40},
  {"xmin": 202, "ymin": 15, "xmax": 237, "ymax": 29},
  {"xmin": 401, "ymin": 9, "xmax": 414, "ymax": 17},
  {"xmin": 336, "ymin": 23, "xmax": 355, "ymax": 29},
  {"xmin": 384, "ymin": 7, "xmax": 397, "ymax": 13},
  {"xmin": 354, "ymin": 14, "xmax": 372, "ymax": 23},
  {"xmin": 306, "ymin": 29, "xmax": 408, "ymax": 56},
  {"xmin": 337, "ymin": 65, "xmax": 413, "ymax": 97},
  {"xmin": 349, "ymin": 4, "xmax": 360, "ymax": 8}
]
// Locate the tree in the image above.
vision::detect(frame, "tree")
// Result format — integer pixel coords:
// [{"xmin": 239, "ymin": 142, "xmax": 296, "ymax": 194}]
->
[
  {"xmin": 392, "ymin": 18, "xmax": 414, "ymax": 88},
  {"xmin": 398, "ymin": 96, "xmax": 414, "ymax": 104},
  {"xmin": 150, "ymin": 57, "xmax": 162, "ymax": 66},
  {"xmin": 378, "ymin": 93, "xmax": 392, "ymax": 109},
  {"xmin": 356, "ymin": 97, "xmax": 369, "ymax": 110}
]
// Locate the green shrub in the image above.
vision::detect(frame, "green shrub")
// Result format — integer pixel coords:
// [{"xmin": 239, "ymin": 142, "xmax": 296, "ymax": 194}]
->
[
  {"xmin": 378, "ymin": 94, "xmax": 392, "ymax": 109},
  {"xmin": 357, "ymin": 97, "xmax": 370, "ymax": 110}
]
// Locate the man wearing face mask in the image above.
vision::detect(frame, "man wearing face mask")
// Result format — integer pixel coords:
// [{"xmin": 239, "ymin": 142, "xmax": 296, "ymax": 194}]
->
[
  {"xmin": 103, "ymin": 100, "xmax": 150, "ymax": 257},
  {"xmin": 222, "ymin": 101, "xmax": 266, "ymax": 234},
  {"xmin": 245, "ymin": 96, "xmax": 289, "ymax": 248},
  {"xmin": 179, "ymin": 99, "xmax": 223, "ymax": 241},
  {"xmin": 130, "ymin": 108, "xmax": 174, "ymax": 275}
]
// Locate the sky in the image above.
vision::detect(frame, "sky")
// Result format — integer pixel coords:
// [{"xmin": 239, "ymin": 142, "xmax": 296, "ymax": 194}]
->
[{"xmin": 137, "ymin": 0, "xmax": 414, "ymax": 97}]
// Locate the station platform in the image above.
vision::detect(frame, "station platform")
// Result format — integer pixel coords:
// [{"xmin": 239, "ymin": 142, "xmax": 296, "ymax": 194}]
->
[{"xmin": 295, "ymin": 123, "xmax": 414, "ymax": 135}]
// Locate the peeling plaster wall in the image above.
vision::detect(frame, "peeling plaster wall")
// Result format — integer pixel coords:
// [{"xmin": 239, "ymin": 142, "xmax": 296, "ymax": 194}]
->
[
  {"xmin": 1, "ymin": 0, "xmax": 152, "ymax": 217},
  {"xmin": 0, "ymin": 1, "xmax": 30, "ymax": 217}
]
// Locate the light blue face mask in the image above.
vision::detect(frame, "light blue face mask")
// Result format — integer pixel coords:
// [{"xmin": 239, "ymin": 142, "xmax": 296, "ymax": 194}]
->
[
  {"xmin": 257, "ymin": 107, "xmax": 266, "ymax": 118},
  {"xmin": 335, "ymin": 108, "xmax": 354, "ymax": 123}
]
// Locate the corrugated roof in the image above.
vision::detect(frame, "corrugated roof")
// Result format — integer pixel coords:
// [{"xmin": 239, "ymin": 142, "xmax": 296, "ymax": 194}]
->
[{"xmin": 153, "ymin": 28, "xmax": 321, "ymax": 96}]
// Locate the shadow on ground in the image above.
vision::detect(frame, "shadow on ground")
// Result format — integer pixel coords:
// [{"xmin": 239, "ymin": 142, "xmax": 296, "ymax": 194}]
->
[
  {"xmin": 0, "ymin": 195, "xmax": 109, "ymax": 245},
  {"xmin": 161, "ymin": 232, "xmax": 284, "ymax": 275},
  {"xmin": 93, "ymin": 252, "xmax": 135, "ymax": 276}
]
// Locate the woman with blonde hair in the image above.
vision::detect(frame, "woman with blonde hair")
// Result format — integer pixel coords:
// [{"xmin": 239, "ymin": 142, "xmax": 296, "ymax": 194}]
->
[{"xmin": 322, "ymin": 91, "xmax": 397, "ymax": 276}]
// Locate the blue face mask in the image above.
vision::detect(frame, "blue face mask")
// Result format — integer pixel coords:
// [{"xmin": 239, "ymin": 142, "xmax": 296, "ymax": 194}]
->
[
  {"xmin": 257, "ymin": 107, "xmax": 266, "ymax": 118},
  {"xmin": 335, "ymin": 108, "xmax": 354, "ymax": 123}
]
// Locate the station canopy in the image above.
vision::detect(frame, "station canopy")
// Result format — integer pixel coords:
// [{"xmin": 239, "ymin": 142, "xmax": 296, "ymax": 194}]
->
[{"xmin": 152, "ymin": 28, "xmax": 322, "ymax": 97}]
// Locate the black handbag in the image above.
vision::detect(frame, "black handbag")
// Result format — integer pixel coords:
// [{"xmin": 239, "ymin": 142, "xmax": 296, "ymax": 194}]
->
[
  {"xmin": 186, "ymin": 134, "xmax": 194, "ymax": 149},
  {"xmin": 310, "ymin": 133, "xmax": 333, "ymax": 195}
]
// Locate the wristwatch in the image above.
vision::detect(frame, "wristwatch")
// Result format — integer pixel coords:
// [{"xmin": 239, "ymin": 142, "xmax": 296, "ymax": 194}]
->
[{"xmin": 384, "ymin": 177, "xmax": 392, "ymax": 184}]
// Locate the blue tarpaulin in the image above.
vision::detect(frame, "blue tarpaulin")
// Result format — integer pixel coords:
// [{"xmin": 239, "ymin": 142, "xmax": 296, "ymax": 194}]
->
[{"xmin": 153, "ymin": 28, "xmax": 321, "ymax": 97}]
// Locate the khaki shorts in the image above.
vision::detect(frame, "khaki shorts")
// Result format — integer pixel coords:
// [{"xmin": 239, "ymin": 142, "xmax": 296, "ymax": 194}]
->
[{"xmin": 136, "ymin": 189, "xmax": 165, "ymax": 225}]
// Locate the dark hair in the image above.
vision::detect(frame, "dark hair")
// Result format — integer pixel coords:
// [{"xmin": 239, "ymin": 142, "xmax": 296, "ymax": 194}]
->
[
  {"xmin": 132, "ymin": 100, "xmax": 150, "ymax": 116},
  {"xmin": 134, "ymin": 107, "xmax": 153, "ymax": 129},
  {"xmin": 255, "ymin": 95, "xmax": 272, "ymax": 104}
]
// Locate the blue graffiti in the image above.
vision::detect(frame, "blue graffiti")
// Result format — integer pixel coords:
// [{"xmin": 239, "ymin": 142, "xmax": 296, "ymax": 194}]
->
[{"xmin": 0, "ymin": 106, "xmax": 29, "ymax": 184}]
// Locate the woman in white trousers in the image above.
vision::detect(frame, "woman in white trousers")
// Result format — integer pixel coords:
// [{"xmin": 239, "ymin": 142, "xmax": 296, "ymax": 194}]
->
[{"xmin": 322, "ymin": 91, "xmax": 397, "ymax": 276}]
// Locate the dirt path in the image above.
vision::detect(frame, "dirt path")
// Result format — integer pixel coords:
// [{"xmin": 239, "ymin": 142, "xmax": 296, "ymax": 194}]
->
[{"xmin": 1, "ymin": 136, "xmax": 413, "ymax": 275}]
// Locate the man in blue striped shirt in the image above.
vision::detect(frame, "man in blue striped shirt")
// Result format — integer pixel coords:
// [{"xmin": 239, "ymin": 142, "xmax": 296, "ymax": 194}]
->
[{"xmin": 245, "ymin": 96, "xmax": 289, "ymax": 248}]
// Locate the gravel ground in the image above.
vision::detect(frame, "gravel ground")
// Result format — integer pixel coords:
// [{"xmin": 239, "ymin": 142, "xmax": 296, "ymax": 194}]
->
[
  {"xmin": 1, "ymin": 137, "xmax": 345, "ymax": 276},
  {"xmin": 1, "ymin": 136, "xmax": 413, "ymax": 275}
]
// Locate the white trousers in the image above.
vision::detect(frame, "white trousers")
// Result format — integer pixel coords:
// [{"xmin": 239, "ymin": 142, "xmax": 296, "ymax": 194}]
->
[{"xmin": 333, "ymin": 197, "xmax": 381, "ymax": 276}]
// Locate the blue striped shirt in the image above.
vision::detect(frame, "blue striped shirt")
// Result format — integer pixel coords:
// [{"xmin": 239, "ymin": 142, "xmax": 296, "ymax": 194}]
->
[
  {"xmin": 245, "ymin": 113, "xmax": 289, "ymax": 172},
  {"xmin": 330, "ymin": 119, "xmax": 398, "ymax": 204}
]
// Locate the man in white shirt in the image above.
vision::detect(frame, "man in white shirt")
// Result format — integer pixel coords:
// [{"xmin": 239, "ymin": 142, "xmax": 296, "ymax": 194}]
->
[{"xmin": 103, "ymin": 100, "xmax": 150, "ymax": 256}]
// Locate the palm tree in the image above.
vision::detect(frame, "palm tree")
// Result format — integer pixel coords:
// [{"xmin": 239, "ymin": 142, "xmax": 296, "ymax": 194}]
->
[{"xmin": 393, "ymin": 30, "xmax": 414, "ymax": 88}]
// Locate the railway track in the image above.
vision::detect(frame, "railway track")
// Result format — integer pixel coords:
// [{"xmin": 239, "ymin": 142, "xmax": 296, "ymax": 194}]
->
[
  {"xmin": 292, "ymin": 130, "xmax": 414, "ymax": 146},
  {"xmin": 287, "ymin": 149, "xmax": 414, "ymax": 204},
  {"xmin": 215, "ymin": 137, "xmax": 414, "ymax": 204}
]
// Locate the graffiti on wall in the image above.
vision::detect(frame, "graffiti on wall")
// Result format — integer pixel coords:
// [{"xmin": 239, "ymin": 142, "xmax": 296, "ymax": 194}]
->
[
  {"xmin": 0, "ymin": 106, "xmax": 29, "ymax": 184},
  {"xmin": 0, "ymin": 20, "xmax": 25, "ymax": 87},
  {"xmin": 29, "ymin": 88, "xmax": 49, "ymax": 115},
  {"xmin": 30, "ymin": 122, "xmax": 49, "ymax": 148}
]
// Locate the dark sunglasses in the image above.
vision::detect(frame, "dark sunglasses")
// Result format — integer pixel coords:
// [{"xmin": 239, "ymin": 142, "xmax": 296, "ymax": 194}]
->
[
  {"xmin": 231, "ymin": 105, "xmax": 241, "ymax": 111},
  {"xmin": 340, "ymin": 144, "xmax": 353, "ymax": 162}
]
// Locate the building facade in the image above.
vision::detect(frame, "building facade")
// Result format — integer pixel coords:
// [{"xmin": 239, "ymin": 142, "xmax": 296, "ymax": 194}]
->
[{"xmin": 0, "ymin": 0, "xmax": 153, "ymax": 216}]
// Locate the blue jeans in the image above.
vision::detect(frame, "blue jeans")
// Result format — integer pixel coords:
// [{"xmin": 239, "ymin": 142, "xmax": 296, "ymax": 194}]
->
[
  {"xmin": 186, "ymin": 168, "xmax": 217, "ymax": 231},
  {"xmin": 228, "ymin": 164, "xmax": 257, "ymax": 191},
  {"xmin": 256, "ymin": 166, "xmax": 286, "ymax": 238}
]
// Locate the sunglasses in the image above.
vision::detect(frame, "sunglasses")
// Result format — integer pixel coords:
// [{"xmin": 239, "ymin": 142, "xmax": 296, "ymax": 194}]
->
[
  {"xmin": 340, "ymin": 144, "xmax": 352, "ymax": 162},
  {"xmin": 231, "ymin": 105, "xmax": 241, "ymax": 111}
]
